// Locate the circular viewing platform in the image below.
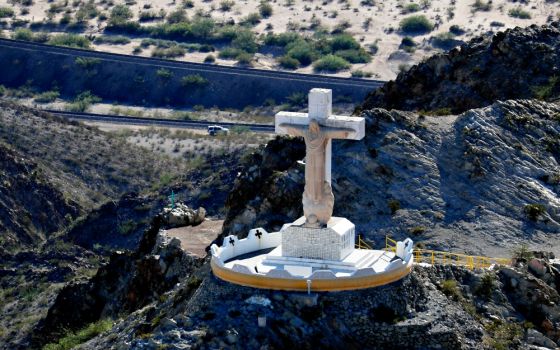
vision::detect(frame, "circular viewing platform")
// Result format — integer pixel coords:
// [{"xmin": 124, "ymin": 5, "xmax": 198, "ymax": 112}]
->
[{"xmin": 210, "ymin": 228, "xmax": 414, "ymax": 292}]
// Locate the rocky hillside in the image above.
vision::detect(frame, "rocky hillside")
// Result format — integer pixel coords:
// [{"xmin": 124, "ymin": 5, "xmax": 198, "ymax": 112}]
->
[
  {"xmin": 49, "ymin": 226, "xmax": 560, "ymax": 350},
  {"xmin": 223, "ymin": 99, "xmax": 560, "ymax": 257},
  {"xmin": 0, "ymin": 143, "xmax": 79, "ymax": 253},
  {"xmin": 359, "ymin": 22, "xmax": 560, "ymax": 114},
  {"xmin": 0, "ymin": 100, "xmax": 190, "ymax": 251}
]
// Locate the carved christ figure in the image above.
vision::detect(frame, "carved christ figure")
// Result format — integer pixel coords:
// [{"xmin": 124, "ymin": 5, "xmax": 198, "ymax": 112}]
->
[{"xmin": 279, "ymin": 119, "xmax": 354, "ymax": 227}]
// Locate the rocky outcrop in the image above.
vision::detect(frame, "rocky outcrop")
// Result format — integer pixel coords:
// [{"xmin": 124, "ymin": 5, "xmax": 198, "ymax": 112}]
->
[
  {"xmin": 0, "ymin": 143, "xmax": 80, "ymax": 252},
  {"xmin": 359, "ymin": 22, "xmax": 560, "ymax": 114},
  {"xmin": 75, "ymin": 264, "xmax": 560, "ymax": 349},
  {"xmin": 34, "ymin": 216, "xmax": 204, "ymax": 348},
  {"xmin": 162, "ymin": 203, "xmax": 206, "ymax": 228},
  {"xmin": 65, "ymin": 192, "xmax": 160, "ymax": 251},
  {"xmin": 223, "ymin": 100, "xmax": 560, "ymax": 256},
  {"xmin": 220, "ymin": 136, "xmax": 305, "ymax": 240}
]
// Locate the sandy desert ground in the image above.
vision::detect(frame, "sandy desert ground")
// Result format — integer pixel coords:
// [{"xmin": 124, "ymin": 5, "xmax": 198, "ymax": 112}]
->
[{"xmin": 0, "ymin": 0, "xmax": 558, "ymax": 79}]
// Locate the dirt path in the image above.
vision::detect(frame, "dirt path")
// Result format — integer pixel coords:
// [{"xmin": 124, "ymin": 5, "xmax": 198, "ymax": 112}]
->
[{"xmin": 167, "ymin": 219, "xmax": 224, "ymax": 257}]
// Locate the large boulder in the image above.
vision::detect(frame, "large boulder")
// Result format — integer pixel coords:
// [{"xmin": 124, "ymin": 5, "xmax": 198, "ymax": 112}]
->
[{"xmin": 162, "ymin": 203, "xmax": 206, "ymax": 228}]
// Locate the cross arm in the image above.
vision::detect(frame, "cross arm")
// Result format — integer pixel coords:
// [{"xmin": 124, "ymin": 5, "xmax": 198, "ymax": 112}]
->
[
  {"xmin": 278, "ymin": 123, "xmax": 306, "ymax": 137},
  {"xmin": 275, "ymin": 111, "xmax": 309, "ymax": 136}
]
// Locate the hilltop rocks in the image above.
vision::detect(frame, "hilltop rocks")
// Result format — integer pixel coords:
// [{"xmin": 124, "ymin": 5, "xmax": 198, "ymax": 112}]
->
[
  {"xmin": 34, "ymin": 216, "xmax": 204, "ymax": 348},
  {"xmin": 162, "ymin": 203, "xmax": 206, "ymax": 228},
  {"xmin": 223, "ymin": 99, "xmax": 560, "ymax": 255},
  {"xmin": 360, "ymin": 22, "xmax": 560, "ymax": 114},
  {"xmin": 75, "ymin": 264, "xmax": 560, "ymax": 350}
]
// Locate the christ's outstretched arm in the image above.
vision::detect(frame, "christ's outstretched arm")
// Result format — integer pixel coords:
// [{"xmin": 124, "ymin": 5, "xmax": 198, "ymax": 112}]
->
[
  {"xmin": 278, "ymin": 123, "xmax": 306, "ymax": 137},
  {"xmin": 322, "ymin": 126, "xmax": 357, "ymax": 139}
]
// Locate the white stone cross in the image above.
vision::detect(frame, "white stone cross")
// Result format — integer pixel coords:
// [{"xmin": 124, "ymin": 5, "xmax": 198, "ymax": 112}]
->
[{"xmin": 275, "ymin": 88, "xmax": 365, "ymax": 226}]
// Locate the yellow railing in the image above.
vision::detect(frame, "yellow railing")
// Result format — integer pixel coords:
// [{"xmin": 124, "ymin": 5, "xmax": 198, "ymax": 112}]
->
[
  {"xmin": 383, "ymin": 235, "xmax": 510, "ymax": 270},
  {"xmin": 355, "ymin": 235, "xmax": 373, "ymax": 250}
]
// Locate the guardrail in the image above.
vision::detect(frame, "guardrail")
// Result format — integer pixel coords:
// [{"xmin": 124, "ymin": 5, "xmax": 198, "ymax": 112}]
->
[
  {"xmin": 355, "ymin": 235, "xmax": 373, "ymax": 250},
  {"xmin": 384, "ymin": 236, "xmax": 511, "ymax": 270}
]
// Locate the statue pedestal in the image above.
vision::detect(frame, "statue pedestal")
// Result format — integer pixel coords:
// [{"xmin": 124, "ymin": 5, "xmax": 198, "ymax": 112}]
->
[{"xmin": 281, "ymin": 216, "xmax": 355, "ymax": 261}]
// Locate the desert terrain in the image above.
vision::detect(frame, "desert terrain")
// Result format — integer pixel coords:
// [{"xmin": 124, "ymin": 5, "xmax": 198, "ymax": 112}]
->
[{"xmin": 0, "ymin": 0, "xmax": 558, "ymax": 79}]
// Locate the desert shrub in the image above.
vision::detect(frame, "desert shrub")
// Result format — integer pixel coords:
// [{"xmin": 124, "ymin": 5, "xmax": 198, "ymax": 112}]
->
[
  {"xmin": 334, "ymin": 48, "xmax": 370, "ymax": 63},
  {"xmin": 152, "ymin": 46, "xmax": 186, "ymax": 58},
  {"xmin": 43, "ymin": 319, "xmax": 113, "ymax": 350},
  {"xmin": 532, "ymin": 76, "xmax": 558, "ymax": 100},
  {"xmin": 286, "ymin": 92, "xmax": 306, "ymax": 107},
  {"xmin": 236, "ymin": 52, "xmax": 253, "ymax": 65},
  {"xmin": 204, "ymin": 54, "xmax": 215, "ymax": 63},
  {"xmin": 109, "ymin": 4, "xmax": 133, "ymax": 23},
  {"xmin": 388, "ymin": 199, "xmax": 401, "ymax": 214},
  {"xmin": 259, "ymin": 2, "xmax": 273, "ymax": 17},
  {"xmin": 218, "ymin": 47, "xmax": 243, "ymax": 59},
  {"xmin": 279, "ymin": 55, "xmax": 299, "ymax": 69},
  {"xmin": 190, "ymin": 17, "xmax": 215, "ymax": 39},
  {"xmin": 12, "ymin": 28, "xmax": 34, "ymax": 41},
  {"xmin": 139, "ymin": 10, "xmax": 163, "ymax": 22},
  {"xmin": 403, "ymin": 3, "xmax": 420, "ymax": 13},
  {"xmin": 512, "ymin": 244, "xmax": 533, "ymax": 261},
  {"xmin": 48, "ymin": 34, "xmax": 91, "ymax": 48},
  {"xmin": 0, "ymin": 7, "xmax": 15, "ymax": 18},
  {"xmin": 93, "ymin": 35, "xmax": 131, "ymax": 44},
  {"xmin": 156, "ymin": 68, "xmax": 173, "ymax": 80},
  {"xmin": 441, "ymin": 279, "xmax": 460, "ymax": 301},
  {"xmin": 75, "ymin": 1, "xmax": 98, "ymax": 22},
  {"xmin": 242, "ymin": 12, "xmax": 261, "ymax": 26},
  {"xmin": 524, "ymin": 203, "xmax": 546, "ymax": 221},
  {"xmin": 232, "ymin": 30, "xmax": 258, "ymax": 53},
  {"xmin": 34, "ymin": 90, "xmax": 59, "ymax": 103},
  {"xmin": 264, "ymin": 32, "xmax": 301, "ymax": 46},
  {"xmin": 472, "ymin": 0, "xmax": 491, "ymax": 12},
  {"xmin": 431, "ymin": 32, "xmax": 458, "ymax": 49},
  {"xmin": 509, "ymin": 7, "xmax": 531, "ymax": 19},
  {"xmin": 66, "ymin": 91, "xmax": 101, "ymax": 112},
  {"xmin": 475, "ymin": 273, "xmax": 495, "ymax": 300},
  {"xmin": 484, "ymin": 320, "xmax": 523, "ymax": 350},
  {"xmin": 351, "ymin": 70, "xmax": 373, "ymax": 78},
  {"xmin": 313, "ymin": 54, "xmax": 350, "ymax": 72},
  {"xmin": 180, "ymin": 74, "xmax": 209, "ymax": 88},
  {"xmin": 286, "ymin": 41, "xmax": 317, "ymax": 65},
  {"xmin": 166, "ymin": 8, "xmax": 187, "ymax": 23},
  {"xmin": 449, "ymin": 24, "xmax": 465, "ymax": 35},
  {"xmin": 220, "ymin": 0, "xmax": 235, "ymax": 11},
  {"xmin": 75, "ymin": 57, "xmax": 101, "ymax": 69},
  {"xmin": 400, "ymin": 36, "xmax": 416, "ymax": 52},
  {"xmin": 329, "ymin": 34, "xmax": 360, "ymax": 51},
  {"xmin": 399, "ymin": 15, "xmax": 434, "ymax": 34}
]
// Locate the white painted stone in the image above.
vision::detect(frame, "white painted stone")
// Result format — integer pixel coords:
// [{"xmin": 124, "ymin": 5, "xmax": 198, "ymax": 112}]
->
[{"xmin": 281, "ymin": 216, "xmax": 355, "ymax": 261}]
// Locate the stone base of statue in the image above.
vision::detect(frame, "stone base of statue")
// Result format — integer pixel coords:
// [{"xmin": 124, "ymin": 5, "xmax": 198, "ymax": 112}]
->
[
  {"xmin": 210, "ymin": 216, "xmax": 414, "ymax": 292},
  {"xmin": 281, "ymin": 216, "xmax": 354, "ymax": 261}
]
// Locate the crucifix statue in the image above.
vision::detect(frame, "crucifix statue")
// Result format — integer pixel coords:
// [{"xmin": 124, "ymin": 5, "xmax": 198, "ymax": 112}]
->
[{"xmin": 275, "ymin": 89, "xmax": 365, "ymax": 228}]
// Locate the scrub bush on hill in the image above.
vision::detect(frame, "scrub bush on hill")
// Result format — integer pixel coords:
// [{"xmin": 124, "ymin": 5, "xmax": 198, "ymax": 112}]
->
[
  {"xmin": 313, "ymin": 55, "xmax": 350, "ymax": 72},
  {"xmin": 399, "ymin": 15, "xmax": 434, "ymax": 34}
]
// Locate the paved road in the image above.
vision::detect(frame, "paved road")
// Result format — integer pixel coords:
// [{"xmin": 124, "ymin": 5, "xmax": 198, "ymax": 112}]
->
[
  {"xmin": 0, "ymin": 38, "xmax": 386, "ymax": 90},
  {"xmin": 45, "ymin": 109, "xmax": 276, "ymax": 133}
]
